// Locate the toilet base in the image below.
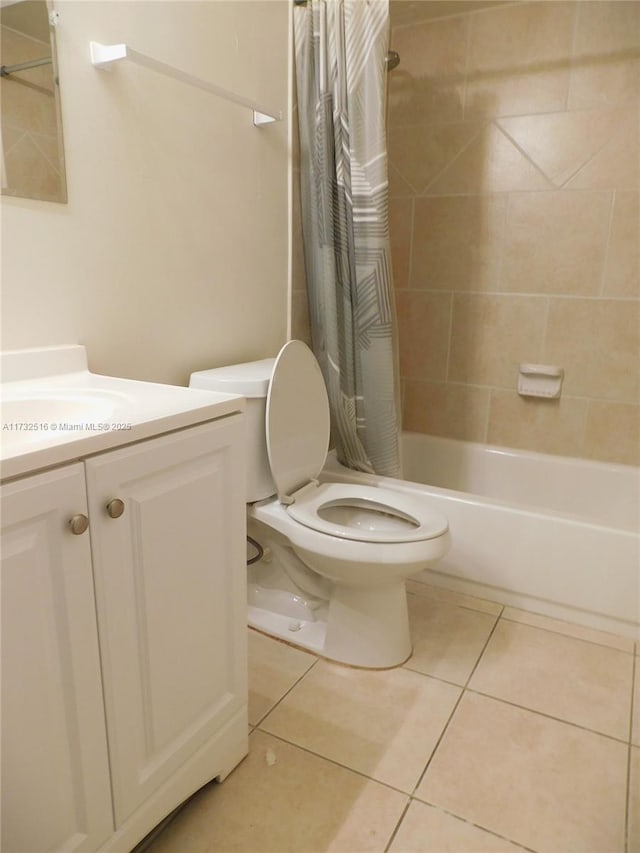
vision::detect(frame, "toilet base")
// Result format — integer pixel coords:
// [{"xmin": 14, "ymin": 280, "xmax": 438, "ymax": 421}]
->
[{"xmin": 247, "ymin": 544, "xmax": 413, "ymax": 668}]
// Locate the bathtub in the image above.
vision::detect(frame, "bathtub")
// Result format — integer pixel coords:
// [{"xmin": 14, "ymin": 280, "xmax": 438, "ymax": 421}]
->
[{"xmin": 323, "ymin": 433, "xmax": 640, "ymax": 641}]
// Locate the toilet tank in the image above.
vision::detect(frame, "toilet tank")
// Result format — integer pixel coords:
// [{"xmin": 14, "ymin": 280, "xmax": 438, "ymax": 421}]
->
[{"xmin": 189, "ymin": 358, "xmax": 276, "ymax": 502}]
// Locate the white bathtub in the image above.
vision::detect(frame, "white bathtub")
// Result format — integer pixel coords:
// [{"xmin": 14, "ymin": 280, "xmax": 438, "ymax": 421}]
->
[{"xmin": 323, "ymin": 433, "xmax": 640, "ymax": 640}]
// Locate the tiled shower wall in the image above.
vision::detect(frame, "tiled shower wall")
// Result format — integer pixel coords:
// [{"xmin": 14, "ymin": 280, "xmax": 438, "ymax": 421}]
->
[{"xmin": 388, "ymin": 0, "xmax": 640, "ymax": 466}]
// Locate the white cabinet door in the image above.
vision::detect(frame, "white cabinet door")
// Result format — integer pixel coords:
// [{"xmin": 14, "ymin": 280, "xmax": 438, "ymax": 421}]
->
[
  {"xmin": 85, "ymin": 418, "xmax": 247, "ymax": 825},
  {"xmin": 1, "ymin": 464, "xmax": 113, "ymax": 853}
]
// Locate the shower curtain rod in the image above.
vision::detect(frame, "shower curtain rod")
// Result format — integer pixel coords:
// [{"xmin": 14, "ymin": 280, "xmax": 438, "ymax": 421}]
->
[
  {"xmin": 0, "ymin": 56, "xmax": 52, "ymax": 77},
  {"xmin": 292, "ymin": 1, "xmax": 400, "ymax": 71}
]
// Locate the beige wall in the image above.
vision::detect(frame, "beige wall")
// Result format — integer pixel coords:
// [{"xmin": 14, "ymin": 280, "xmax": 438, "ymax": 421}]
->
[
  {"xmin": 1, "ymin": 0, "xmax": 290, "ymax": 385},
  {"xmin": 389, "ymin": 0, "xmax": 640, "ymax": 466}
]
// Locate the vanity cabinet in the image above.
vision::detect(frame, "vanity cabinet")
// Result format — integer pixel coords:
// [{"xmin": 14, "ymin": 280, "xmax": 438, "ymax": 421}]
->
[
  {"xmin": 1, "ymin": 415, "xmax": 247, "ymax": 853},
  {"xmin": 1, "ymin": 464, "xmax": 113, "ymax": 853}
]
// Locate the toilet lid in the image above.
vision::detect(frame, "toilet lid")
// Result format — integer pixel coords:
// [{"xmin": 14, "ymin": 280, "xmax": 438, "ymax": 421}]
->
[{"xmin": 266, "ymin": 340, "xmax": 330, "ymax": 502}]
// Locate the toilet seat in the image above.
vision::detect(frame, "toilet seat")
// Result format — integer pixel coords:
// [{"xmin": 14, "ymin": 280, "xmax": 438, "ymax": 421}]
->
[
  {"xmin": 264, "ymin": 342, "xmax": 448, "ymax": 545},
  {"xmin": 287, "ymin": 481, "xmax": 449, "ymax": 543}
]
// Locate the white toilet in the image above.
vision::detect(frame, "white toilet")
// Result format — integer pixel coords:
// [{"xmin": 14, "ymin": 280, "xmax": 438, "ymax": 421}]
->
[{"xmin": 190, "ymin": 340, "xmax": 450, "ymax": 668}]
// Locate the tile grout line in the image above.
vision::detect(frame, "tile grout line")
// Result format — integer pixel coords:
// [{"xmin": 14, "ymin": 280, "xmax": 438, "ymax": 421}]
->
[
  {"xmin": 421, "ymin": 122, "xmax": 485, "ymax": 196},
  {"xmin": 408, "ymin": 799, "xmax": 540, "ymax": 853},
  {"xmin": 382, "ymin": 797, "xmax": 412, "ymax": 853},
  {"xmin": 625, "ymin": 652, "xmax": 637, "ymax": 853},
  {"xmin": 494, "ymin": 122, "xmax": 555, "ymax": 188},
  {"xmin": 464, "ymin": 686, "xmax": 632, "ymax": 747},
  {"xmin": 406, "ymin": 195, "xmax": 415, "ymax": 289},
  {"xmin": 391, "ymin": 0, "xmax": 521, "ymax": 29},
  {"xmin": 252, "ymin": 726, "xmax": 412, "ymax": 799},
  {"xmin": 407, "ymin": 587, "xmax": 635, "ymax": 655},
  {"xmin": 409, "ymin": 605, "xmax": 505, "ymax": 797},
  {"xmin": 498, "ymin": 613, "xmax": 635, "ymax": 656},
  {"xmin": 565, "ymin": 0, "xmax": 580, "ymax": 113},
  {"xmin": 251, "ymin": 651, "xmax": 319, "ymax": 729},
  {"xmin": 599, "ymin": 189, "xmax": 617, "ymax": 297}
]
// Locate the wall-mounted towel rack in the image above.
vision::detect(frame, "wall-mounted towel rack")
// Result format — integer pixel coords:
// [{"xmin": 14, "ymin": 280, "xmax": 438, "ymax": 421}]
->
[{"xmin": 89, "ymin": 42, "xmax": 281, "ymax": 127}]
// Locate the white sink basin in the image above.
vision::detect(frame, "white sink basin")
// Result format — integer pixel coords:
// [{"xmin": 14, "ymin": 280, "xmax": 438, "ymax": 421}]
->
[
  {"xmin": 2, "ymin": 393, "xmax": 119, "ymax": 423},
  {"xmin": 1, "ymin": 391, "xmax": 125, "ymax": 449},
  {"xmin": 1, "ymin": 345, "xmax": 245, "ymax": 480}
]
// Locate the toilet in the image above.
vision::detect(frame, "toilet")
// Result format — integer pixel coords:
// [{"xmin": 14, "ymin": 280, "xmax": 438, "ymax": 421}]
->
[{"xmin": 190, "ymin": 340, "xmax": 450, "ymax": 668}]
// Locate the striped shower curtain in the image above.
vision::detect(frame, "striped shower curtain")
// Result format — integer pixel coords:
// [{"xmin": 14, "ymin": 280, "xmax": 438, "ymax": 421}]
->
[{"xmin": 294, "ymin": 0, "xmax": 401, "ymax": 477}]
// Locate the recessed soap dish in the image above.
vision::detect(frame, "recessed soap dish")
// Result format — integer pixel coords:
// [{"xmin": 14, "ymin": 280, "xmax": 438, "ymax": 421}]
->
[{"xmin": 518, "ymin": 363, "xmax": 564, "ymax": 399}]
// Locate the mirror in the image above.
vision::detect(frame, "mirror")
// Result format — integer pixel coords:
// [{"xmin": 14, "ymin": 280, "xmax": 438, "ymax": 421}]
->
[{"xmin": 1, "ymin": 0, "xmax": 67, "ymax": 203}]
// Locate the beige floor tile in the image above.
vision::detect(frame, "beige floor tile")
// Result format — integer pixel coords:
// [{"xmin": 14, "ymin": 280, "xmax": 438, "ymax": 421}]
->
[
  {"xmin": 405, "ymin": 594, "xmax": 498, "ymax": 685},
  {"xmin": 630, "ymin": 747, "xmax": 640, "ymax": 853},
  {"xmin": 248, "ymin": 630, "xmax": 316, "ymax": 726},
  {"xmin": 145, "ymin": 730, "xmax": 408, "ymax": 853},
  {"xmin": 501, "ymin": 606, "xmax": 635, "ymax": 653},
  {"xmin": 260, "ymin": 660, "xmax": 461, "ymax": 793},
  {"xmin": 468, "ymin": 620, "xmax": 633, "ymax": 739},
  {"xmin": 407, "ymin": 580, "xmax": 503, "ymax": 616},
  {"xmin": 416, "ymin": 692, "xmax": 628, "ymax": 853},
  {"xmin": 389, "ymin": 800, "xmax": 528, "ymax": 852}
]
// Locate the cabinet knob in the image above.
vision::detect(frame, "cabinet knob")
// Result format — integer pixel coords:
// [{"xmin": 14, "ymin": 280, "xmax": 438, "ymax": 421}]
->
[
  {"xmin": 69, "ymin": 513, "xmax": 89, "ymax": 535},
  {"xmin": 106, "ymin": 498, "xmax": 125, "ymax": 519}
]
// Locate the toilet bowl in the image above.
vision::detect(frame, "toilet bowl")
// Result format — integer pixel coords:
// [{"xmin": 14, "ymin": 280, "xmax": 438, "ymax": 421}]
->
[{"xmin": 190, "ymin": 340, "xmax": 450, "ymax": 668}]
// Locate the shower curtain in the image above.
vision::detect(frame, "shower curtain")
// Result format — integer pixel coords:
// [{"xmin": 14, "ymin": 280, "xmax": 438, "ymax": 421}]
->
[{"xmin": 294, "ymin": 0, "xmax": 401, "ymax": 477}]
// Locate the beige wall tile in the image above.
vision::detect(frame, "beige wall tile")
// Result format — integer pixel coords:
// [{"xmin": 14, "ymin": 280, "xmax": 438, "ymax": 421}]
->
[
  {"xmin": 583, "ymin": 401, "xmax": 640, "ymax": 466},
  {"xmin": 487, "ymin": 390, "xmax": 588, "ymax": 457},
  {"xmin": 566, "ymin": 105, "xmax": 639, "ymax": 191},
  {"xmin": 389, "ymin": 197, "xmax": 413, "ymax": 290},
  {"xmin": 465, "ymin": 1, "xmax": 574, "ymax": 119},
  {"xmin": 417, "ymin": 692, "xmax": 628, "ymax": 853},
  {"xmin": 390, "ymin": 1, "xmax": 510, "ymax": 29},
  {"xmin": 572, "ymin": 1, "xmax": 640, "ymax": 58},
  {"xmin": 387, "ymin": 0, "xmax": 638, "ymax": 463},
  {"xmin": 498, "ymin": 109, "xmax": 622, "ymax": 187},
  {"xmin": 388, "ymin": 161, "xmax": 415, "ymax": 198},
  {"xmin": 603, "ymin": 191, "xmax": 640, "ymax": 298},
  {"xmin": 397, "ymin": 291, "xmax": 452, "ymax": 381},
  {"xmin": 403, "ymin": 380, "xmax": 490, "ymax": 442},
  {"xmin": 568, "ymin": 59, "xmax": 640, "ymax": 111},
  {"xmin": 427, "ymin": 124, "xmax": 552, "ymax": 195},
  {"xmin": 568, "ymin": 1, "xmax": 640, "ymax": 109},
  {"xmin": 449, "ymin": 294, "xmax": 547, "ymax": 387},
  {"xmin": 389, "ymin": 16, "xmax": 468, "ymax": 126},
  {"xmin": 411, "ymin": 195, "xmax": 506, "ymax": 292},
  {"xmin": 388, "ymin": 122, "xmax": 482, "ymax": 195},
  {"xmin": 501, "ymin": 191, "xmax": 611, "ymax": 296},
  {"xmin": 545, "ymin": 299, "xmax": 640, "ymax": 402}
]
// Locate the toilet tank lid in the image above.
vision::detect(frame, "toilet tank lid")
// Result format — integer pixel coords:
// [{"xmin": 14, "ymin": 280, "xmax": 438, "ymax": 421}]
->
[{"xmin": 189, "ymin": 357, "xmax": 275, "ymax": 398}]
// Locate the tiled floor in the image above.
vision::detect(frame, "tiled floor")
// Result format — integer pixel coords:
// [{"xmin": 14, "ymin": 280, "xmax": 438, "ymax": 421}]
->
[{"xmin": 146, "ymin": 582, "xmax": 639, "ymax": 853}]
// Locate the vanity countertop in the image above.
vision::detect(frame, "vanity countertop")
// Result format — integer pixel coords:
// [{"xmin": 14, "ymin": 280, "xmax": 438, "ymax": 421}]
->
[{"xmin": 0, "ymin": 345, "xmax": 245, "ymax": 481}]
